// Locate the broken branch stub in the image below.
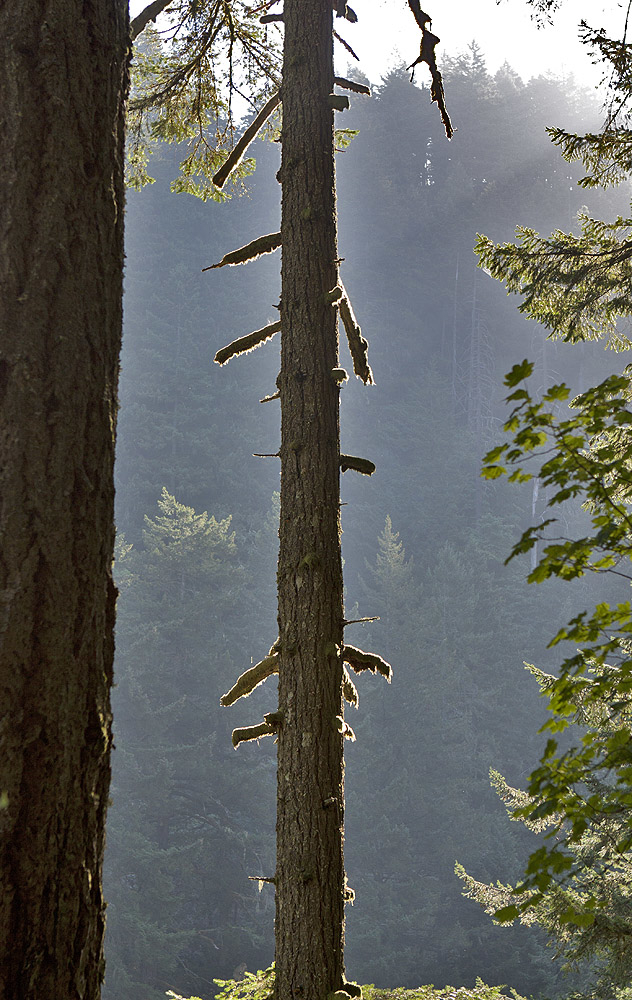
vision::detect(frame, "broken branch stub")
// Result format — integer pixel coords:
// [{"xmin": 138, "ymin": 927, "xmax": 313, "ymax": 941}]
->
[
  {"xmin": 340, "ymin": 454, "xmax": 375, "ymax": 476},
  {"xmin": 232, "ymin": 722, "xmax": 275, "ymax": 749}
]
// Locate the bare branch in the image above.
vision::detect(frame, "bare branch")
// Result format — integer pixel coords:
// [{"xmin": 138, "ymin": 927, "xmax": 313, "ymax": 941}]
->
[
  {"xmin": 130, "ymin": 0, "xmax": 174, "ymax": 41},
  {"xmin": 212, "ymin": 92, "xmax": 281, "ymax": 189}
]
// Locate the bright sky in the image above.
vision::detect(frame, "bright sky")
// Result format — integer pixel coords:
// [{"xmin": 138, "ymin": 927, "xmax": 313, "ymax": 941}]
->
[
  {"xmin": 344, "ymin": 0, "xmax": 625, "ymax": 85},
  {"xmin": 128, "ymin": 0, "xmax": 627, "ymax": 87}
]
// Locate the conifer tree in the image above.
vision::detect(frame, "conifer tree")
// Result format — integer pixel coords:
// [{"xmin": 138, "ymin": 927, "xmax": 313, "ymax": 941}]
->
[
  {"xmin": 128, "ymin": 1, "xmax": 453, "ymax": 995},
  {"xmin": 0, "ymin": 1, "xmax": 129, "ymax": 996},
  {"xmin": 475, "ymin": 3, "xmax": 632, "ymax": 914}
]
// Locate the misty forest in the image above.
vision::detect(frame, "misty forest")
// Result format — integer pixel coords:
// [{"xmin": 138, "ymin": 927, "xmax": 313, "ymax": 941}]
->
[{"xmin": 3, "ymin": 2, "xmax": 632, "ymax": 1000}]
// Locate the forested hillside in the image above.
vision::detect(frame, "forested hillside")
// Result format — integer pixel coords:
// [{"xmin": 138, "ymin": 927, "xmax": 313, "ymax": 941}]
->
[{"xmin": 104, "ymin": 50, "xmax": 630, "ymax": 1000}]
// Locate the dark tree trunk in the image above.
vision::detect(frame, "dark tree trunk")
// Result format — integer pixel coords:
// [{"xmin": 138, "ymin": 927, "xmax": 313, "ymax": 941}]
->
[
  {"xmin": 275, "ymin": 2, "xmax": 346, "ymax": 998},
  {"xmin": 0, "ymin": 2, "xmax": 129, "ymax": 997}
]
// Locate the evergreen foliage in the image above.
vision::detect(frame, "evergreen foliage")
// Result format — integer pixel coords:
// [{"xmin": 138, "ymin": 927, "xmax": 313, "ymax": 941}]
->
[
  {"xmin": 107, "ymin": 43, "xmax": 631, "ymax": 999},
  {"xmin": 473, "ymin": 10, "xmax": 632, "ymax": 917},
  {"xmin": 457, "ymin": 664, "xmax": 632, "ymax": 1000},
  {"xmin": 170, "ymin": 964, "xmax": 527, "ymax": 1000},
  {"xmin": 127, "ymin": 2, "xmax": 280, "ymax": 196}
]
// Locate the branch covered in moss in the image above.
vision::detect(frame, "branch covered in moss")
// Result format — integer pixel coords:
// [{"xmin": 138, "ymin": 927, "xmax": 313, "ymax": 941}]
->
[
  {"xmin": 339, "ymin": 284, "xmax": 373, "ymax": 384},
  {"xmin": 220, "ymin": 653, "xmax": 279, "ymax": 707},
  {"xmin": 232, "ymin": 722, "xmax": 275, "ymax": 749},
  {"xmin": 340, "ymin": 455, "xmax": 375, "ymax": 476},
  {"xmin": 204, "ymin": 232, "xmax": 282, "ymax": 270},
  {"xmin": 214, "ymin": 321, "xmax": 281, "ymax": 366},
  {"xmin": 212, "ymin": 92, "xmax": 281, "ymax": 189},
  {"xmin": 343, "ymin": 645, "xmax": 392, "ymax": 682}
]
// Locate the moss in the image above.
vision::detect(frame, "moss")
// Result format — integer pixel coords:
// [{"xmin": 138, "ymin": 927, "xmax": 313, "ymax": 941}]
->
[
  {"xmin": 232, "ymin": 722, "xmax": 275, "ymax": 749},
  {"xmin": 342, "ymin": 666, "xmax": 359, "ymax": 708},
  {"xmin": 338, "ymin": 284, "xmax": 373, "ymax": 385},
  {"xmin": 221, "ymin": 653, "xmax": 279, "ymax": 707},
  {"xmin": 343, "ymin": 644, "xmax": 392, "ymax": 683},
  {"xmin": 214, "ymin": 321, "xmax": 281, "ymax": 366},
  {"xmin": 205, "ymin": 231, "xmax": 282, "ymax": 270}
]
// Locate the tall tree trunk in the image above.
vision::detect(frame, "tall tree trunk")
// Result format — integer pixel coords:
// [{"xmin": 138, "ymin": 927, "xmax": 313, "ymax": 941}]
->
[
  {"xmin": 0, "ymin": 2, "xmax": 129, "ymax": 997},
  {"xmin": 276, "ymin": 1, "xmax": 346, "ymax": 998}
]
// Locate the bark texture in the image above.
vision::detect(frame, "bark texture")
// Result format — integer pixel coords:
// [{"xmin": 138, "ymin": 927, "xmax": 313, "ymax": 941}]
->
[
  {"xmin": 0, "ymin": 2, "xmax": 129, "ymax": 997},
  {"xmin": 276, "ymin": 2, "xmax": 346, "ymax": 998}
]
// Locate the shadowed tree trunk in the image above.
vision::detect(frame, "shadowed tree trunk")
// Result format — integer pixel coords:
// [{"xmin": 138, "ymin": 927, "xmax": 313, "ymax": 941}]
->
[
  {"xmin": 275, "ymin": 1, "xmax": 346, "ymax": 997},
  {"xmin": 0, "ymin": 1, "xmax": 129, "ymax": 996}
]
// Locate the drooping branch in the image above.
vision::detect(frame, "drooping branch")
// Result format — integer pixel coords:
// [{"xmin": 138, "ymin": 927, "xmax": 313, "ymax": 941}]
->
[
  {"xmin": 406, "ymin": 4, "xmax": 454, "ymax": 139},
  {"xmin": 342, "ymin": 666, "xmax": 359, "ymax": 708},
  {"xmin": 130, "ymin": 0, "xmax": 174, "ymax": 41},
  {"xmin": 203, "ymin": 231, "xmax": 282, "ymax": 270},
  {"xmin": 343, "ymin": 645, "xmax": 393, "ymax": 682},
  {"xmin": 338, "ymin": 284, "xmax": 373, "ymax": 384},
  {"xmin": 220, "ymin": 653, "xmax": 280, "ymax": 707},
  {"xmin": 340, "ymin": 455, "xmax": 375, "ymax": 476},
  {"xmin": 333, "ymin": 29, "xmax": 359, "ymax": 61},
  {"xmin": 232, "ymin": 722, "xmax": 275, "ymax": 748},
  {"xmin": 212, "ymin": 92, "xmax": 282, "ymax": 189},
  {"xmin": 214, "ymin": 321, "xmax": 281, "ymax": 366}
]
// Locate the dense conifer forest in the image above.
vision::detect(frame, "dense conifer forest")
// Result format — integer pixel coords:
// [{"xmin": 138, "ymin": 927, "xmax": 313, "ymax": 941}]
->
[{"xmin": 104, "ymin": 49, "xmax": 631, "ymax": 1000}]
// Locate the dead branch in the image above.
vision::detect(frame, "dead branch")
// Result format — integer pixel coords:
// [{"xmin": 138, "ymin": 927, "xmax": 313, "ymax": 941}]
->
[
  {"xmin": 214, "ymin": 321, "xmax": 281, "ymax": 366},
  {"xmin": 212, "ymin": 92, "xmax": 281, "ymax": 188}
]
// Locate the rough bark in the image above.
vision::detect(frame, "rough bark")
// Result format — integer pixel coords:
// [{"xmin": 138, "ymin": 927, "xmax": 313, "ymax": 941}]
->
[
  {"xmin": 0, "ymin": 2, "xmax": 129, "ymax": 997},
  {"xmin": 275, "ymin": 2, "xmax": 346, "ymax": 998}
]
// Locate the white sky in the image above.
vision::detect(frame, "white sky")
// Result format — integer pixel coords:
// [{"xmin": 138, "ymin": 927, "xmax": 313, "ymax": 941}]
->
[
  {"xmin": 129, "ymin": 0, "xmax": 628, "ymax": 86},
  {"xmin": 344, "ymin": 0, "xmax": 625, "ymax": 85}
]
